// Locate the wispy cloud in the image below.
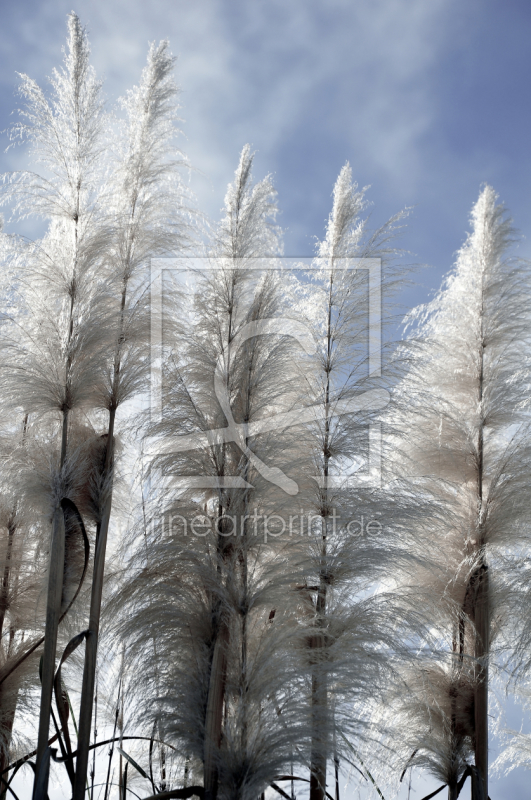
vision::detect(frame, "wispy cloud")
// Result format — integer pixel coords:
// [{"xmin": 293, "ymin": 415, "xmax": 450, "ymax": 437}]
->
[{"xmin": 1, "ymin": 1, "xmax": 530, "ymax": 265}]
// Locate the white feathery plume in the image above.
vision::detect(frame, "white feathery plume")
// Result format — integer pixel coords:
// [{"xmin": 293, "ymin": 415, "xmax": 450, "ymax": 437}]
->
[
  {"xmin": 116, "ymin": 145, "xmax": 312, "ymax": 800},
  {"xmin": 0, "ymin": 13, "xmax": 111, "ymax": 793},
  {"xmin": 286, "ymin": 163, "xmax": 411, "ymax": 800},
  {"xmin": 384, "ymin": 186, "xmax": 531, "ymax": 799},
  {"xmin": 5, "ymin": 13, "xmax": 105, "ymax": 225},
  {"xmin": 72, "ymin": 38, "xmax": 192, "ymax": 799}
]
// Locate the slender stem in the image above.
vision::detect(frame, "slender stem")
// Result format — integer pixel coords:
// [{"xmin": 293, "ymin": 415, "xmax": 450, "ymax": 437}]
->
[
  {"xmin": 73, "ymin": 409, "xmax": 116, "ymax": 800},
  {"xmin": 0, "ymin": 516, "xmax": 16, "ymax": 646},
  {"xmin": 119, "ymin": 669, "xmax": 124, "ymax": 800},
  {"xmin": 203, "ymin": 268, "xmax": 238, "ymax": 800},
  {"xmin": 473, "ymin": 233, "xmax": 489, "ymax": 799},
  {"xmin": 310, "ymin": 263, "xmax": 334, "ymax": 800},
  {"xmin": 33, "ymin": 506, "xmax": 66, "ymax": 797},
  {"xmin": 0, "ymin": 688, "xmax": 18, "ymax": 800},
  {"xmin": 103, "ymin": 673, "xmax": 122, "ymax": 800},
  {"xmin": 90, "ymin": 683, "xmax": 97, "ymax": 800},
  {"xmin": 237, "ymin": 301, "xmax": 261, "ymax": 764},
  {"xmin": 159, "ymin": 727, "xmax": 167, "ymax": 792},
  {"xmin": 35, "ymin": 411, "xmax": 70, "ymax": 790},
  {"xmin": 203, "ymin": 622, "xmax": 228, "ymax": 800}
]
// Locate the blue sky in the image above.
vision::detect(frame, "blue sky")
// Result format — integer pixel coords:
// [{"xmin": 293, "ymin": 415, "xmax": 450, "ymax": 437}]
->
[
  {"xmin": 2, "ymin": 0, "xmax": 531, "ymax": 278},
  {"xmin": 1, "ymin": 1, "xmax": 531, "ymax": 798}
]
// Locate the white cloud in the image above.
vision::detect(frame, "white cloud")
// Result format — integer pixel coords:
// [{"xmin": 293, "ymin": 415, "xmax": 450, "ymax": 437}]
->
[{"xmin": 0, "ymin": 0, "xmax": 460, "ymax": 230}]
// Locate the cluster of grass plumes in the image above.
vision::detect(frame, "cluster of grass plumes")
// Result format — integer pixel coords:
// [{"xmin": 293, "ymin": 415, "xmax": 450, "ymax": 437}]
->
[
  {"xmin": 3, "ymin": 14, "xmax": 531, "ymax": 800},
  {"xmin": 0, "ymin": 13, "xmax": 193, "ymax": 798}
]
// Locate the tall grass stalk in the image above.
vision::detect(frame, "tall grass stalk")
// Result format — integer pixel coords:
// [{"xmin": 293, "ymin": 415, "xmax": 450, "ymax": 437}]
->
[{"xmin": 73, "ymin": 38, "xmax": 190, "ymax": 798}]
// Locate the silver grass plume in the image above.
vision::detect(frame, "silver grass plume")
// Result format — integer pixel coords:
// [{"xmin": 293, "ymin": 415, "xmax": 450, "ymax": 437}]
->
[
  {"xmin": 384, "ymin": 186, "xmax": 531, "ymax": 799},
  {"xmin": 73, "ymin": 38, "xmax": 192, "ymax": 799},
  {"xmin": 115, "ymin": 146, "xmax": 310, "ymax": 800},
  {"xmin": 286, "ymin": 164, "xmax": 412, "ymax": 800},
  {"xmin": 0, "ymin": 13, "xmax": 111, "ymax": 795}
]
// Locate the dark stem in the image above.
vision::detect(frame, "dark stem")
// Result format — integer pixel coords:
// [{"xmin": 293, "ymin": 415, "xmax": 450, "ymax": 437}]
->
[
  {"xmin": 33, "ymin": 506, "xmax": 66, "ymax": 798},
  {"xmin": 73, "ymin": 409, "xmax": 116, "ymax": 800}
]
